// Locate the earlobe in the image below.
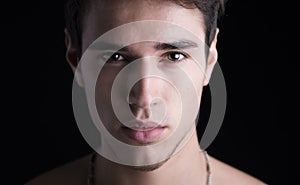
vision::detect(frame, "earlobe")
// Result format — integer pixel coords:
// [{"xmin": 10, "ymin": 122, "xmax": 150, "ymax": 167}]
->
[
  {"xmin": 64, "ymin": 28, "xmax": 84, "ymax": 87},
  {"xmin": 203, "ymin": 28, "xmax": 219, "ymax": 86}
]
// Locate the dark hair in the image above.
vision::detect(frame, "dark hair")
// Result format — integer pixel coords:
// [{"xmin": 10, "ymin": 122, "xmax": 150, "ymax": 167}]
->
[{"xmin": 64, "ymin": 0, "xmax": 225, "ymax": 57}]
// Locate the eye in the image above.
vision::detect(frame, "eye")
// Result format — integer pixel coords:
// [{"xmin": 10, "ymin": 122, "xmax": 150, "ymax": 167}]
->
[
  {"xmin": 109, "ymin": 53, "xmax": 125, "ymax": 61},
  {"xmin": 166, "ymin": 52, "xmax": 186, "ymax": 62},
  {"xmin": 100, "ymin": 52, "xmax": 126, "ymax": 62}
]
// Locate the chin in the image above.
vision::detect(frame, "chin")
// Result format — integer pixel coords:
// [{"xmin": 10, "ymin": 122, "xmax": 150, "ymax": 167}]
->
[{"xmin": 129, "ymin": 158, "xmax": 169, "ymax": 172}]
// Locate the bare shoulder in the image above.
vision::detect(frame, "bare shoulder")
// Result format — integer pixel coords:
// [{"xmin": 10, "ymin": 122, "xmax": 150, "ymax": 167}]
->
[
  {"xmin": 24, "ymin": 154, "xmax": 92, "ymax": 185},
  {"xmin": 209, "ymin": 155, "xmax": 267, "ymax": 185}
]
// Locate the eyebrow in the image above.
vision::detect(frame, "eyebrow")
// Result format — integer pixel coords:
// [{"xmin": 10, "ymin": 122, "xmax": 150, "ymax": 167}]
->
[
  {"xmin": 90, "ymin": 42, "xmax": 128, "ymax": 51},
  {"xmin": 155, "ymin": 40, "xmax": 199, "ymax": 50},
  {"xmin": 91, "ymin": 40, "xmax": 198, "ymax": 52}
]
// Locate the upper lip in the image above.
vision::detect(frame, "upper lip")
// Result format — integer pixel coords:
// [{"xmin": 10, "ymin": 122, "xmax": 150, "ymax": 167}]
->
[{"xmin": 123, "ymin": 120, "xmax": 163, "ymax": 131}]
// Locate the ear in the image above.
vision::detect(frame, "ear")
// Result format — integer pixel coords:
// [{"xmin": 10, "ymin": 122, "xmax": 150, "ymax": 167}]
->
[
  {"xmin": 203, "ymin": 28, "xmax": 219, "ymax": 86},
  {"xmin": 64, "ymin": 28, "xmax": 84, "ymax": 87}
]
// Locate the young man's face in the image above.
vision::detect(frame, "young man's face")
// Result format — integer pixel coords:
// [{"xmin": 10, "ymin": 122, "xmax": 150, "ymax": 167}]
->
[{"xmin": 70, "ymin": 0, "xmax": 217, "ymax": 167}]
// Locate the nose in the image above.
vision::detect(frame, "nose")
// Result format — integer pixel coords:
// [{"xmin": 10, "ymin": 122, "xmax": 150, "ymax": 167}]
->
[
  {"xmin": 130, "ymin": 77, "xmax": 152, "ymax": 107},
  {"xmin": 128, "ymin": 60, "xmax": 158, "ymax": 119}
]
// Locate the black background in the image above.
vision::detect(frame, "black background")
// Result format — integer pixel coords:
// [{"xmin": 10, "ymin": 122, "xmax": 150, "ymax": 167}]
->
[{"xmin": 3, "ymin": 0, "xmax": 289, "ymax": 184}]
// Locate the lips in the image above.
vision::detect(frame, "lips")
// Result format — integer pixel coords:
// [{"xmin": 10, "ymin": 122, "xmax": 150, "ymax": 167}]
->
[{"xmin": 122, "ymin": 120, "xmax": 166, "ymax": 143}]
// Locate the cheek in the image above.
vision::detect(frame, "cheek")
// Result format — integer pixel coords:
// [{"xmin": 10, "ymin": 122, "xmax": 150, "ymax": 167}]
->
[
  {"xmin": 161, "ymin": 83, "xmax": 181, "ymax": 111},
  {"xmin": 96, "ymin": 72, "xmax": 112, "ymax": 96},
  {"xmin": 167, "ymin": 62, "xmax": 204, "ymax": 122},
  {"xmin": 183, "ymin": 62, "xmax": 205, "ymax": 101},
  {"xmin": 95, "ymin": 66, "xmax": 124, "ymax": 100},
  {"xmin": 94, "ymin": 67, "xmax": 122, "ymax": 126}
]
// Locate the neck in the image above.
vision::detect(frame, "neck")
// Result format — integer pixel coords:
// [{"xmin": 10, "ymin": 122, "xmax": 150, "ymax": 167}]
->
[{"xmin": 94, "ymin": 130, "xmax": 208, "ymax": 185}]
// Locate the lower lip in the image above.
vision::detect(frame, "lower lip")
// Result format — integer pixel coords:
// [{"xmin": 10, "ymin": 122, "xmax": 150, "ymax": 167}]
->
[{"xmin": 122, "ymin": 127, "xmax": 165, "ymax": 143}]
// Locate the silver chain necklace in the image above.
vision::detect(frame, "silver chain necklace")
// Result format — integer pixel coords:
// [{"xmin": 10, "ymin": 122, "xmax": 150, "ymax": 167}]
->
[{"xmin": 88, "ymin": 151, "xmax": 211, "ymax": 185}]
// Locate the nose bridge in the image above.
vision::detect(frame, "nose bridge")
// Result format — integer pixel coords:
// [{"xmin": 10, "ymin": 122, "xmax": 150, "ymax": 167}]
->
[
  {"xmin": 139, "ymin": 57, "xmax": 152, "ymax": 90},
  {"xmin": 130, "ymin": 57, "xmax": 155, "ymax": 108}
]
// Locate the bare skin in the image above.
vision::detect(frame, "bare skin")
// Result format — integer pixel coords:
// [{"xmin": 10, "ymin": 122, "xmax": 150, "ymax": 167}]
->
[
  {"xmin": 25, "ymin": 132, "xmax": 265, "ymax": 185},
  {"xmin": 26, "ymin": 0, "xmax": 266, "ymax": 184}
]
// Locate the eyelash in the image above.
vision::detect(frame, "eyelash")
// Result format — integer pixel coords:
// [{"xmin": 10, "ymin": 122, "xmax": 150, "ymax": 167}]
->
[
  {"xmin": 101, "ymin": 51, "xmax": 188, "ymax": 64},
  {"xmin": 163, "ymin": 51, "xmax": 188, "ymax": 63},
  {"xmin": 108, "ymin": 53, "xmax": 125, "ymax": 62},
  {"xmin": 99, "ymin": 53, "xmax": 127, "ymax": 65}
]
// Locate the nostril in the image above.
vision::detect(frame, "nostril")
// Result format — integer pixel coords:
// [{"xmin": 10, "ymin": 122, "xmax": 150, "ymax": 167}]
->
[
  {"xmin": 128, "ymin": 104, "xmax": 151, "ymax": 120},
  {"xmin": 151, "ymin": 101, "xmax": 158, "ymax": 106},
  {"xmin": 126, "ymin": 95, "xmax": 131, "ymax": 104},
  {"xmin": 128, "ymin": 93, "xmax": 152, "ymax": 108},
  {"xmin": 150, "ymin": 97, "xmax": 163, "ymax": 106}
]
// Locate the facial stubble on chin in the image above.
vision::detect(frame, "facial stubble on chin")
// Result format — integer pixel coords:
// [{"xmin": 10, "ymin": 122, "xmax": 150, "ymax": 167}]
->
[
  {"xmin": 130, "ymin": 158, "xmax": 168, "ymax": 171},
  {"xmin": 123, "ymin": 133, "xmax": 186, "ymax": 172}
]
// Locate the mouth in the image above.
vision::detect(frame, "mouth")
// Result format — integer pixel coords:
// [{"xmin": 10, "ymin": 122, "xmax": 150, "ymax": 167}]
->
[{"xmin": 121, "ymin": 120, "xmax": 167, "ymax": 144}]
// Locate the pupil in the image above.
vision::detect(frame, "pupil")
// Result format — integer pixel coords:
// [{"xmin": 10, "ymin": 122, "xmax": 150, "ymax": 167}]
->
[
  {"xmin": 173, "ymin": 53, "xmax": 179, "ymax": 59},
  {"xmin": 113, "ymin": 54, "xmax": 119, "ymax": 59}
]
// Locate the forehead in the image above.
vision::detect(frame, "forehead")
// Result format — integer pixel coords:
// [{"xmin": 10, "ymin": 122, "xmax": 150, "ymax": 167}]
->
[{"xmin": 82, "ymin": 0, "xmax": 206, "ymax": 52}]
